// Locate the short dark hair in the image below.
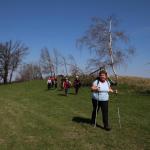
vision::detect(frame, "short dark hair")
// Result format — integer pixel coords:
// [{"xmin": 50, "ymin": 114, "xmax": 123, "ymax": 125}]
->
[{"xmin": 99, "ymin": 70, "xmax": 107, "ymax": 76}]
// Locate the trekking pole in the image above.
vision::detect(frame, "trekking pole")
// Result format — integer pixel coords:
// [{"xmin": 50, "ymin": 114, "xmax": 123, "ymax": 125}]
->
[
  {"xmin": 115, "ymin": 90, "xmax": 121, "ymax": 128},
  {"xmin": 94, "ymin": 99, "xmax": 99, "ymax": 128},
  {"xmin": 117, "ymin": 107, "xmax": 121, "ymax": 128},
  {"xmin": 94, "ymin": 85, "xmax": 100, "ymax": 128}
]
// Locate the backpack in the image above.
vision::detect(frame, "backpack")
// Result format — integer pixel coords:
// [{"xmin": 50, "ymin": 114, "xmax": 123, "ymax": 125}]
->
[{"xmin": 66, "ymin": 81, "xmax": 71, "ymax": 88}]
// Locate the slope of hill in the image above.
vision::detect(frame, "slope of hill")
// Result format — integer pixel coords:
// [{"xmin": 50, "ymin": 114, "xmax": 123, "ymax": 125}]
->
[{"xmin": 0, "ymin": 80, "xmax": 149, "ymax": 150}]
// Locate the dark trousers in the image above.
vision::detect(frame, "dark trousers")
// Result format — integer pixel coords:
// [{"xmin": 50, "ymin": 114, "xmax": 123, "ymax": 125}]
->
[
  {"xmin": 48, "ymin": 83, "xmax": 51, "ymax": 90},
  {"xmin": 52, "ymin": 81, "xmax": 54, "ymax": 88},
  {"xmin": 75, "ymin": 87, "xmax": 79, "ymax": 94},
  {"xmin": 55, "ymin": 83, "xmax": 57, "ymax": 88},
  {"xmin": 91, "ymin": 99, "xmax": 109, "ymax": 127}
]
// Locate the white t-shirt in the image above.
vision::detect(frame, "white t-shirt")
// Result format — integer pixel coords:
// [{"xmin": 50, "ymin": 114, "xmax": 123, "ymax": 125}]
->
[
  {"xmin": 47, "ymin": 79, "xmax": 52, "ymax": 84},
  {"xmin": 92, "ymin": 80, "xmax": 110, "ymax": 101}
]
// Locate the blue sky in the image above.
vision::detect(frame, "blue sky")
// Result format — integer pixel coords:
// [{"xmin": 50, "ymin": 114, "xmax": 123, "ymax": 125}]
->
[{"xmin": 0, "ymin": 0, "xmax": 150, "ymax": 77}]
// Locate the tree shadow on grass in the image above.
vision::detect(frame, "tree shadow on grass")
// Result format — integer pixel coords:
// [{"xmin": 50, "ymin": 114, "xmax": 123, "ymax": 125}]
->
[
  {"xmin": 57, "ymin": 89, "xmax": 63, "ymax": 91},
  {"xmin": 57, "ymin": 93, "xmax": 75, "ymax": 96},
  {"xmin": 45, "ymin": 88, "xmax": 56, "ymax": 91},
  {"xmin": 57, "ymin": 93, "xmax": 66, "ymax": 96},
  {"xmin": 69, "ymin": 92, "xmax": 75, "ymax": 95}
]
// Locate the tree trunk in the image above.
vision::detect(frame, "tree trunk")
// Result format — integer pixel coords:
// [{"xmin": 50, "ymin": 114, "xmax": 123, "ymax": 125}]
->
[
  {"xmin": 9, "ymin": 68, "xmax": 14, "ymax": 83},
  {"xmin": 3, "ymin": 70, "xmax": 8, "ymax": 84},
  {"xmin": 3, "ymin": 62, "xmax": 9, "ymax": 84}
]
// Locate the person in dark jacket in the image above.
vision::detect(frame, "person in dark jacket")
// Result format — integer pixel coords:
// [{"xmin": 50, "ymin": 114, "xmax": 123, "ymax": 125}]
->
[{"xmin": 74, "ymin": 76, "xmax": 81, "ymax": 95}]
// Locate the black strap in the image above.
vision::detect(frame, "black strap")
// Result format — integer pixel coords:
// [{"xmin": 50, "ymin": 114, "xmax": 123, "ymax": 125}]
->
[{"xmin": 97, "ymin": 79, "xmax": 100, "ymax": 86}]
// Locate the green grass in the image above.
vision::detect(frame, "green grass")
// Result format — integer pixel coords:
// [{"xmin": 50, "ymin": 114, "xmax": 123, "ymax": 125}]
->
[{"xmin": 0, "ymin": 80, "xmax": 149, "ymax": 150}]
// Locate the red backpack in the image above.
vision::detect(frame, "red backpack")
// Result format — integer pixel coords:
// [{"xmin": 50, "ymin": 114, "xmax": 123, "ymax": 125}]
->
[{"xmin": 64, "ymin": 81, "xmax": 70, "ymax": 88}]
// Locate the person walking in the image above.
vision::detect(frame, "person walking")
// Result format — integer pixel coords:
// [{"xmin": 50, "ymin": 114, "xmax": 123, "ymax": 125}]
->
[
  {"xmin": 47, "ymin": 77, "xmax": 52, "ymax": 90},
  {"xmin": 63, "ymin": 78, "xmax": 71, "ymax": 96},
  {"xmin": 91, "ymin": 70, "xmax": 115, "ymax": 131},
  {"xmin": 74, "ymin": 76, "xmax": 81, "ymax": 95}
]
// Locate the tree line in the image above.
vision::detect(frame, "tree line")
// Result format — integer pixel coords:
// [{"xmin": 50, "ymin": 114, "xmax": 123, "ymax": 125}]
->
[
  {"xmin": 0, "ymin": 16, "xmax": 135, "ymax": 84},
  {"xmin": 0, "ymin": 43, "xmax": 82, "ymax": 84}
]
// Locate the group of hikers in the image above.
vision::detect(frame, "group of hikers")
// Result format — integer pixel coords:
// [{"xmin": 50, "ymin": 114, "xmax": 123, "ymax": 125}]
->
[
  {"xmin": 63, "ymin": 76, "xmax": 81, "ymax": 96},
  {"xmin": 47, "ymin": 69, "xmax": 117, "ymax": 131},
  {"xmin": 47, "ymin": 75, "xmax": 81, "ymax": 96},
  {"xmin": 47, "ymin": 76, "xmax": 57, "ymax": 89}
]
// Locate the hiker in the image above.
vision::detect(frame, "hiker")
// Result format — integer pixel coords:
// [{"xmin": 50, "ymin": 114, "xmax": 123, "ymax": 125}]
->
[
  {"xmin": 74, "ymin": 76, "xmax": 81, "ymax": 95},
  {"xmin": 54, "ymin": 77, "xmax": 57, "ymax": 88},
  {"xmin": 47, "ymin": 77, "xmax": 52, "ymax": 90},
  {"xmin": 51, "ymin": 76, "xmax": 55, "ymax": 88},
  {"xmin": 61, "ymin": 76, "xmax": 64, "ymax": 90},
  {"xmin": 63, "ymin": 78, "xmax": 71, "ymax": 96},
  {"xmin": 91, "ymin": 70, "xmax": 115, "ymax": 131}
]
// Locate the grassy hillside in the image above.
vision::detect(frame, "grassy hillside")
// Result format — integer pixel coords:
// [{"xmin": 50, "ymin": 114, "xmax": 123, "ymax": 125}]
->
[
  {"xmin": 118, "ymin": 76, "xmax": 150, "ymax": 92},
  {"xmin": 0, "ymin": 79, "xmax": 149, "ymax": 150}
]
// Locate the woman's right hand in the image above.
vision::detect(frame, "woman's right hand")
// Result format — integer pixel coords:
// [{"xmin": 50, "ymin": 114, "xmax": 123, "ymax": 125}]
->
[{"xmin": 91, "ymin": 85, "xmax": 99, "ymax": 92}]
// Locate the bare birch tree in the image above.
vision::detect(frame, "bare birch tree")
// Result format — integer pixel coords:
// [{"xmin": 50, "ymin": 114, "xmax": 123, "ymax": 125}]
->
[
  {"xmin": 77, "ymin": 16, "xmax": 135, "ymax": 72},
  {"xmin": 40, "ymin": 47, "xmax": 54, "ymax": 77}
]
